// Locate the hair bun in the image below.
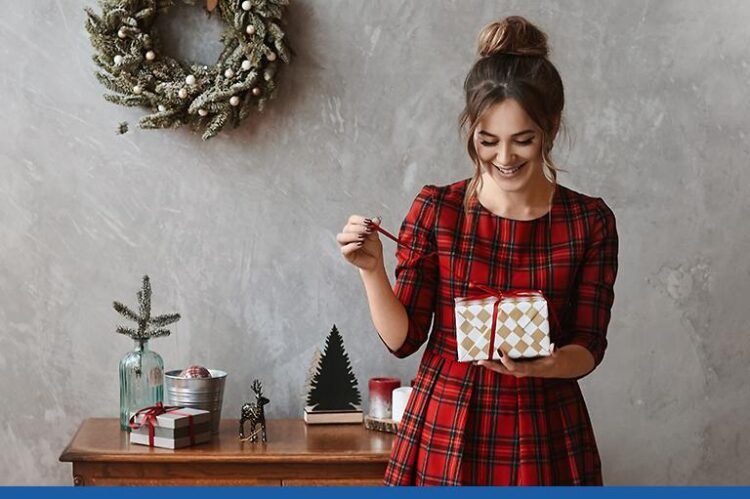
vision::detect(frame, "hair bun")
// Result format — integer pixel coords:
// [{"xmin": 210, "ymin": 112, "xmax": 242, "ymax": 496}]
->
[{"xmin": 477, "ymin": 16, "xmax": 549, "ymax": 58}]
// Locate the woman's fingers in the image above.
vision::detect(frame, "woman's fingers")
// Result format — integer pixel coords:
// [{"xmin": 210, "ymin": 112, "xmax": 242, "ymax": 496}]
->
[
  {"xmin": 337, "ymin": 227, "xmax": 374, "ymax": 248},
  {"xmin": 476, "ymin": 355, "xmax": 529, "ymax": 378},
  {"xmin": 342, "ymin": 224, "xmax": 370, "ymax": 235},
  {"xmin": 340, "ymin": 240, "xmax": 364, "ymax": 257},
  {"xmin": 339, "ymin": 215, "xmax": 377, "ymax": 245},
  {"xmin": 475, "ymin": 360, "xmax": 510, "ymax": 375},
  {"xmin": 336, "ymin": 231, "xmax": 366, "ymax": 245},
  {"xmin": 347, "ymin": 215, "xmax": 373, "ymax": 229},
  {"xmin": 338, "ymin": 215, "xmax": 384, "ymax": 271}
]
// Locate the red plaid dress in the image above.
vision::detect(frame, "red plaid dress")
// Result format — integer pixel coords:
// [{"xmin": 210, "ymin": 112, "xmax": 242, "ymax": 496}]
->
[{"xmin": 383, "ymin": 179, "xmax": 618, "ymax": 486}]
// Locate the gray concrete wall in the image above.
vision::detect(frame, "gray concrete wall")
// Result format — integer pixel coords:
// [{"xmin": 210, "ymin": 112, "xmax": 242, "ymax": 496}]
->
[{"xmin": 1, "ymin": 0, "xmax": 748, "ymax": 485}]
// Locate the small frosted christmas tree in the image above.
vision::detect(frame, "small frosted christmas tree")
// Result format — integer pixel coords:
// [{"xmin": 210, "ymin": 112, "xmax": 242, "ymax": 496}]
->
[{"xmin": 304, "ymin": 325, "xmax": 362, "ymax": 424}]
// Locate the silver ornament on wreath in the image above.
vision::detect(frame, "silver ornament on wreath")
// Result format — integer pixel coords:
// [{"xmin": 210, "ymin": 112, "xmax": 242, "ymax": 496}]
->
[{"xmin": 84, "ymin": 0, "xmax": 292, "ymax": 140}]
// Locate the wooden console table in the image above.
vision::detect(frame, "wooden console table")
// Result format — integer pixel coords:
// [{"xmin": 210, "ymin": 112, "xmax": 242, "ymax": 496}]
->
[{"xmin": 59, "ymin": 418, "xmax": 395, "ymax": 486}]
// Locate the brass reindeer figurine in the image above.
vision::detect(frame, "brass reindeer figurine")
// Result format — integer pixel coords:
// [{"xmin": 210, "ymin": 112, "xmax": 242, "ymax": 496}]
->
[{"xmin": 239, "ymin": 379, "xmax": 270, "ymax": 442}]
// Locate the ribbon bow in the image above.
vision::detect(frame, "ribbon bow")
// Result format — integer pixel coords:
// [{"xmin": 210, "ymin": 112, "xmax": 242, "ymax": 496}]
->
[{"xmin": 129, "ymin": 402, "xmax": 196, "ymax": 447}]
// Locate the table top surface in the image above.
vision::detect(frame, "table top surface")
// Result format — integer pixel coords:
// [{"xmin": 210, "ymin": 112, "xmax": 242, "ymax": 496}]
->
[{"xmin": 60, "ymin": 418, "xmax": 395, "ymax": 464}]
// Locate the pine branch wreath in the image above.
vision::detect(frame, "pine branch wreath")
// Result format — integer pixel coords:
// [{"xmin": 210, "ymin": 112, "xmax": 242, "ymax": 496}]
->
[{"xmin": 85, "ymin": 0, "xmax": 291, "ymax": 140}]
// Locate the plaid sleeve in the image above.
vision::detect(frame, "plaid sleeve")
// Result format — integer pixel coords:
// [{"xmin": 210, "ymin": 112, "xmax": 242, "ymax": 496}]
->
[
  {"xmin": 385, "ymin": 185, "xmax": 439, "ymax": 358},
  {"xmin": 568, "ymin": 199, "xmax": 619, "ymax": 368}
]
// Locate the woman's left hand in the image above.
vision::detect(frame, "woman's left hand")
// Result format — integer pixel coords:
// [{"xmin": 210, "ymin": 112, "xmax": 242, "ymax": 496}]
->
[{"xmin": 475, "ymin": 343, "xmax": 557, "ymax": 378}]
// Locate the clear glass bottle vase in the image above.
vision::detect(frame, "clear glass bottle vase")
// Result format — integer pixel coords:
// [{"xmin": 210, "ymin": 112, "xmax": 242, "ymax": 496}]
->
[{"xmin": 119, "ymin": 339, "xmax": 164, "ymax": 430}]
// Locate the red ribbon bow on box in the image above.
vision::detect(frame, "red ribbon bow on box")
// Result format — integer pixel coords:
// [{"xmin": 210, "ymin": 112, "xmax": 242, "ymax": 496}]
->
[
  {"xmin": 464, "ymin": 283, "xmax": 557, "ymax": 360},
  {"xmin": 128, "ymin": 402, "xmax": 196, "ymax": 447}
]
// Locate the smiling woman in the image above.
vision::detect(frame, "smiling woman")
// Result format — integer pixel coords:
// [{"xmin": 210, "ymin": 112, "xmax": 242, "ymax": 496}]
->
[
  {"xmin": 337, "ymin": 15, "xmax": 619, "ymax": 486},
  {"xmin": 473, "ymin": 99, "xmax": 554, "ymax": 219},
  {"xmin": 461, "ymin": 17, "xmax": 564, "ymax": 217}
]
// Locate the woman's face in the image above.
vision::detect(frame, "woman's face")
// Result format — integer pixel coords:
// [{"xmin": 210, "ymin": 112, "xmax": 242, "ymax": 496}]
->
[{"xmin": 474, "ymin": 98, "xmax": 547, "ymax": 194}]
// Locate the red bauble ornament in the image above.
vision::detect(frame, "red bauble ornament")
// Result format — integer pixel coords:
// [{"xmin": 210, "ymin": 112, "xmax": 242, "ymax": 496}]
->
[{"xmin": 179, "ymin": 365, "xmax": 211, "ymax": 378}]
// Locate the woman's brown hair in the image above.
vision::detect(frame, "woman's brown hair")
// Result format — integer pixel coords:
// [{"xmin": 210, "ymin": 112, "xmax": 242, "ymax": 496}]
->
[{"xmin": 459, "ymin": 16, "xmax": 565, "ymax": 211}]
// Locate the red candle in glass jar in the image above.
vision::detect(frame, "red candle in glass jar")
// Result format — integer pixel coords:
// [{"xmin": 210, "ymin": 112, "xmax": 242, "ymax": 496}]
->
[{"xmin": 368, "ymin": 377, "xmax": 401, "ymax": 419}]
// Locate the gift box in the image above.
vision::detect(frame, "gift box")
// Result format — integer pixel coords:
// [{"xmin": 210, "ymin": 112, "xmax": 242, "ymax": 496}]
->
[
  {"xmin": 455, "ymin": 288, "xmax": 552, "ymax": 362},
  {"xmin": 130, "ymin": 429, "xmax": 212, "ymax": 449},
  {"xmin": 129, "ymin": 403, "xmax": 212, "ymax": 449}
]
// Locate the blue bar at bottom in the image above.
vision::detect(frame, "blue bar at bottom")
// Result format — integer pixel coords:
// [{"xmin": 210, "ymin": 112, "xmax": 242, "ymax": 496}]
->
[{"xmin": 2, "ymin": 486, "xmax": 750, "ymax": 499}]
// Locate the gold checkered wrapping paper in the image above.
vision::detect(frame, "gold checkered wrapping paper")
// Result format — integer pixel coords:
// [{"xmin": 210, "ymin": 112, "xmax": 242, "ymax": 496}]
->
[{"xmin": 454, "ymin": 293, "xmax": 552, "ymax": 361}]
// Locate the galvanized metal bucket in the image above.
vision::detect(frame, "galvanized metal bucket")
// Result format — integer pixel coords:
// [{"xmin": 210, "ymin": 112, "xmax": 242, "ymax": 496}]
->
[{"xmin": 165, "ymin": 369, "xmax": 227, "ymax": 434}]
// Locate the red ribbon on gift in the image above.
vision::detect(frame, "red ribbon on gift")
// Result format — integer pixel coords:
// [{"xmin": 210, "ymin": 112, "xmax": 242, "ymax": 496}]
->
[
  {"xmin": 464, "ymin": 283, "xmax": 558, "ymax": 360},
  {"xmin": 128, "ymin": 402, "xmax": 196, "ymax": 447}
]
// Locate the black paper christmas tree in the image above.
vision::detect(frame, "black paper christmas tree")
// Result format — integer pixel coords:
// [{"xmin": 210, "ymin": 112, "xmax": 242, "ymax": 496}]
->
[{"xmin": 305, "ymin": 325, "xmax": 362, "ymax": 412}]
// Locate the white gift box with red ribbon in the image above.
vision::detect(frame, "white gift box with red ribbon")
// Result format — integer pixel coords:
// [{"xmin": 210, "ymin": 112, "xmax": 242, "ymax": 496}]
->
[
  {"xmin": 455, "ymin": 287, "xmax": 553, "ymax": 362},
  {"xmin": 128, "ymin": 403, "xmax": 212, "ymax": 449}
]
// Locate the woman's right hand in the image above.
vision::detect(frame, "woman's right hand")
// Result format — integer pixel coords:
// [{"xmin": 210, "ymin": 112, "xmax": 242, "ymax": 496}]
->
[{"xmin": 336, "ymin": 215, "xmax": 384, "ymax": 272}]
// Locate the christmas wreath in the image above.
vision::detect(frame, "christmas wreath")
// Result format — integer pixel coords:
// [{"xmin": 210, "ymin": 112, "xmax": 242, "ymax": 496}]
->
[{"xmin": 85, "ymin": 0, "xmax": 291, "ymax": 140}]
